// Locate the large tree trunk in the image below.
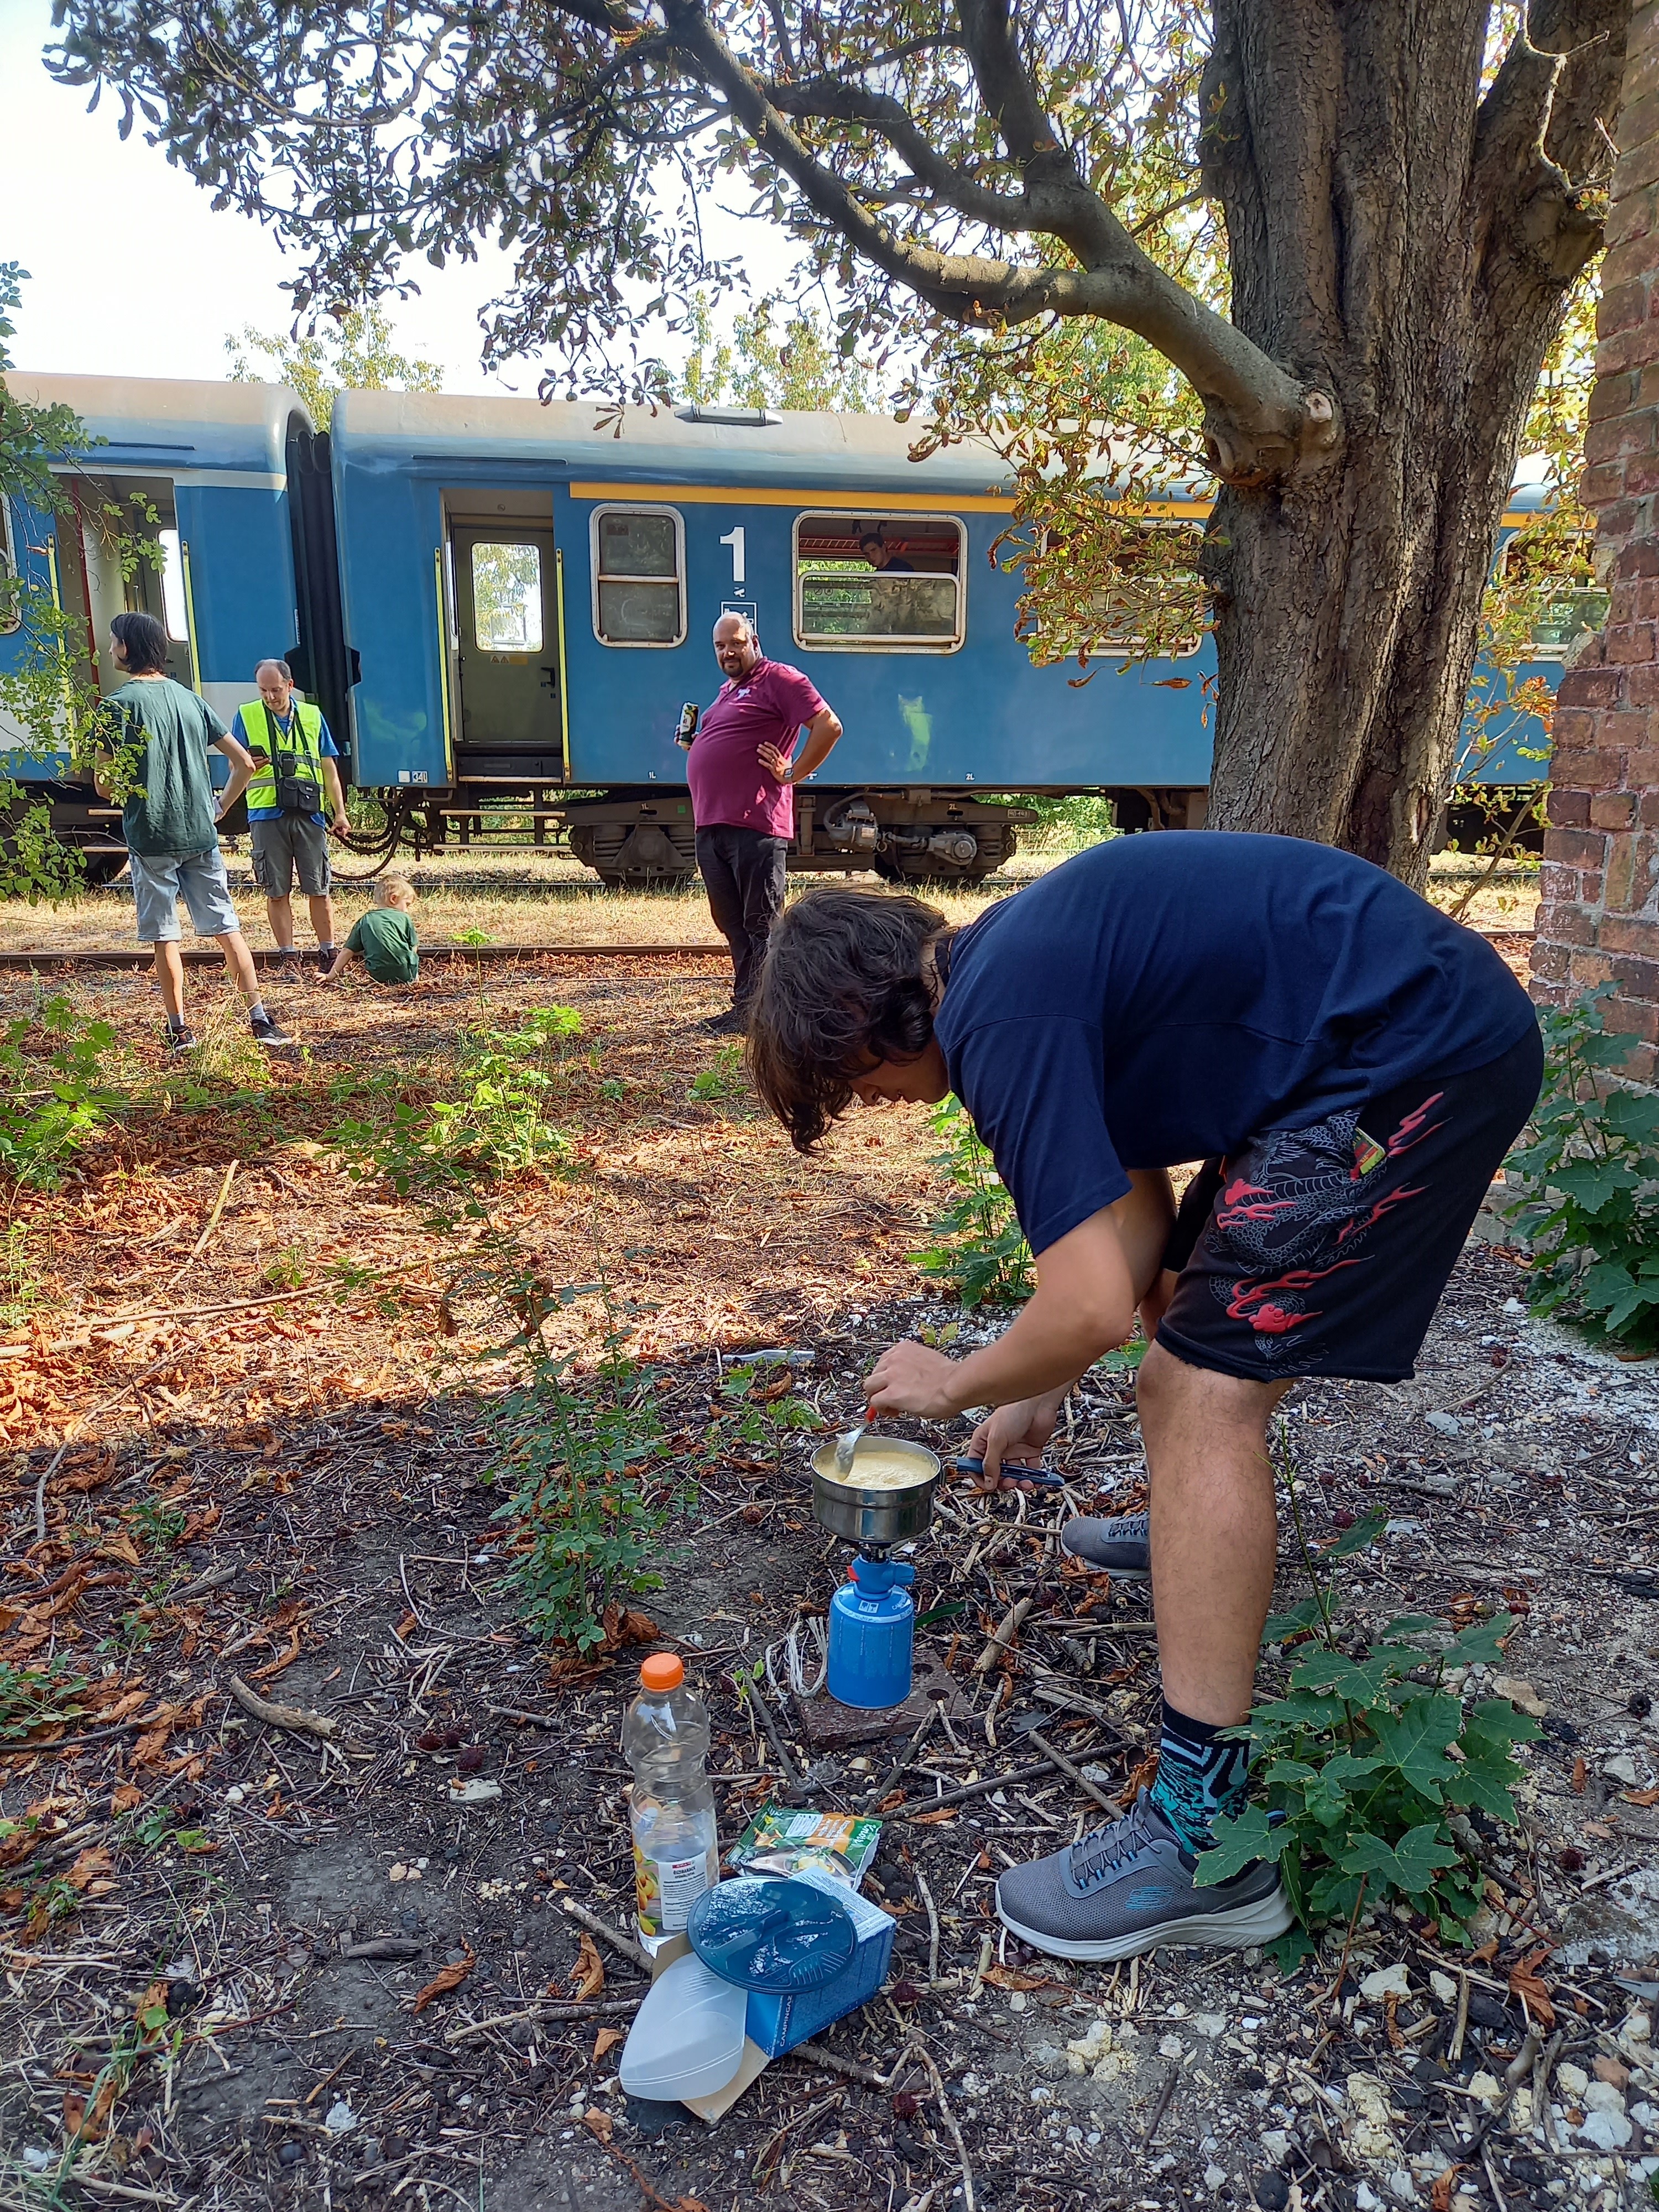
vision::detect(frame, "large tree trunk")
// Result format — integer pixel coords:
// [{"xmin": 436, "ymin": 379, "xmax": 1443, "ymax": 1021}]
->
[{"xmin": 1199, "ymin": 0, "xmax": 1624, "ymax": 888}]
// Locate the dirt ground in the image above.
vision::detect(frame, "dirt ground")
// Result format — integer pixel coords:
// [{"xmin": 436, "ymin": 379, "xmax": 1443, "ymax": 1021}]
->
[{"xmin": 4, "ymin": 912, "xmax": 1655, "ymax": 2212}]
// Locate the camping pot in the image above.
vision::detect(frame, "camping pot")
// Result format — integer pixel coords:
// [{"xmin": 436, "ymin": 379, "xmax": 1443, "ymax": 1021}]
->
[{"xmin": 809, "ymin": 1437, "xmax": 940, "ymax": 1548}]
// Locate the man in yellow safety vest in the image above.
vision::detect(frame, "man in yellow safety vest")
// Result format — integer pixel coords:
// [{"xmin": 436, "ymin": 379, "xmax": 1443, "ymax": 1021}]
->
[{"xmin": 223, "ymin": 659, "xmax": 350, "ymax": 985}]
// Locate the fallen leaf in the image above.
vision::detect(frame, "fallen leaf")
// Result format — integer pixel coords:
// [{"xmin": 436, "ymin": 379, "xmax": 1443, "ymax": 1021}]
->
[
  {"xmin": 909, "ymin": 1808, "xmax": 957, "ymax": 1827},
  {"xmin": 1431, "ymin": 2166, "xmax": 1468, "ymax": 2212},
  {"xmin": 394, "ymin": 1611, "xmax": 419, "ymax": 1641},
  {"xmin": 1508, "ymin": 1945, "xmax": 1556, "ymax": 2029},
  {"xmin": 1571, "ymin": 1755, "xmax": 1588, "ymax": 1794},
  {"xmin": 134, "ymin": 1979, "xmax": 171, "ymax": 2038},
  {"xmin": 980, "ymin": 1964, "xmax": 1057, "ymax": 1992},
  {"xmin": 1595, "ymin": 2055, "xmax": 1631, "ymax": 2089},
  {"xmin": 1624, "ymin": 1788, "xmax": 1659, "ymax": 1807},
  {"xmin": 582, "ymin": 2106, "xmax": 614, "ymax": 2144},
  {"xmin": 593, "ymin": 2026, "xmax": 624, "ymax": 2062},
  {"xmin": 410, "ymin": 1943, "xmax": 474, "ymax": 2015},
  {"xmin": 109, "ymin": 1785, "xmax": 142, "ymax": 1814},
  {"xmin": 568, "ymin": 1932, "xmax": 606, "ymax": 2000},
  {"xmin": 65, "ymin": 1848, "xmax": 114, "ymax": 1893}
]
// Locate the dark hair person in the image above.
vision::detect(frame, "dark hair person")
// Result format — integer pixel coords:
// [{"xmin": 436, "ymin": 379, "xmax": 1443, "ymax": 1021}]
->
[
  {"xmin": 746, "ymin": 884, "xmax": 951, "ymax": 1150},
  {"xmin": 743, "ymin": 833, "xmax": 1544, "ymax": 1975},
  {"xmin": 108, "ymin": 609, "xmax": 170, "ymax": 675}
]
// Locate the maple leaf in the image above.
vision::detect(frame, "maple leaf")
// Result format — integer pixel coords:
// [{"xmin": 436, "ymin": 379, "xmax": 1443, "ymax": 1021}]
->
[
  {"xmin": 65, "ymin": 1848, "xmax": 114, "ymax": 1893},
  {"xmin": 593, "ymin": 2025, "xmax": 624, "ymax": 2061},
  {"xmin": 568, "ymin": 1932, "xmax": 606, "ymax": 2000},
  {"xmin": 411, "ymin": 1942, "xmax": 474, "ymax": 2015},
  {"xmin": 582, "ymin": 2106, "xmax": 614, "ymax": 2143},
  {"xmin": 1431, "ymin": 2166, "xmax": 1468, "ymax": 2212}
]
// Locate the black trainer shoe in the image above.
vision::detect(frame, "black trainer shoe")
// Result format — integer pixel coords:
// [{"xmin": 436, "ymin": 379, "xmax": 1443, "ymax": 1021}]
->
[
  {"xmin": 995, "ymin": 1788, "xmax": 1292, "ymax": 1962},
  {"xmin": 1061, "ymin": 1509, "xmax": 1150, "ymax": 1579},
  {"xmin": 273, "ymin": 952, "xmax": 304, "ymax": 987},
  {"xmin": 249, "ymin": 1012, "xmax": 295, "ymax": 1049},
  {"xmin": 165, "ymin": 1026, "xmax": 200, "ymax": 1052},
  {"xmin": 702, "ymin": 1008, "xmax": 747, "ymax": 1035},
  {"xmin": 314, "ymin": 946, "xmax": 338, "ymax": 977}
]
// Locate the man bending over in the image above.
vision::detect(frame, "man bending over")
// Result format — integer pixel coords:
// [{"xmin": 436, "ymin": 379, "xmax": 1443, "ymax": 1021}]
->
[{"xmin": 747, "ymin": 833, "xmax": 1540, "ymax": 1962}]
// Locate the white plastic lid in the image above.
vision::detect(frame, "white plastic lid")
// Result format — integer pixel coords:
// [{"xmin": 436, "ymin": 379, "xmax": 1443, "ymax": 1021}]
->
[{"xmin": 617, "ymin": 1950, "xmax": 747, "ymax": 2103}]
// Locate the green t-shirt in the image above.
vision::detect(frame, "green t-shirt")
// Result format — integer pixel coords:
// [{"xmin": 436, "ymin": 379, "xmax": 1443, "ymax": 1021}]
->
[
  {"xmin": 104, "ymin": 679, "xmax": 228, "ymax": 858},
  {"xmin": 345, "ymin": 906, "xmax": 420, "ymax": 983}
]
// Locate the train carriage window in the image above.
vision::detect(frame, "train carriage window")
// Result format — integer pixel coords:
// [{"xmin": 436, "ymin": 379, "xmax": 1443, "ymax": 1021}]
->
[
  {"xmin": 592, "ymin": 506, "xmax": 685, "ymax": 646},
  {"xmin": 794, "ymin": 514, "xmax": 964, "ymax": 651},
  {"xmin": 1499, "ymin": 529, "xmax": 1608, "ymax": 658},
  {"xmin": 0, "ymin": 499, "xmax": 18, "ymax": 636},
  {"xmin": 157, "ymin": 528, "xmax": 190, "ymax": 643},
  {"xmin": 471, "ymin": 540, "xmax": 544, "ymax": 653}
]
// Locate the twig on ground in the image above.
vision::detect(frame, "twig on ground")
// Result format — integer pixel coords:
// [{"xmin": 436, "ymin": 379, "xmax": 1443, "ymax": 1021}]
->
[
  {"xmin": 916, "ymin": 2043, "xmax": 975, "ymax": 2212},
  {"xmin": 1141, "ymin": 2060, "xmax": 1180, "ymax": 2146},
  {"xmin": 1027, "ymin": 1729, "xmax": 1118, "ymax": 1818},
  {"xmin": 863, "ymin": 1700, "xmax": 940, "ymax": 1812},
  {"xmin": 972, "ymin": 1596, "xmax": 1032, "ymax": 1677},
  {"xmin": 443, "ymin": 1996, "xmax": 645, "ymax": 2044},
  {"xmin": 744, "ymin": 1676, "xmax": 803, "ymax": 1797},
  {"xmin": 560, "ymin": 1896, "xmax": 652, "ymax": 1975},
  {"xmin": 899, "ymin": 1758, "xmax": 1058, "ymax": 1818},
  {"xmin": 785, "ymin": 2036, "xmax": 925, "ymax": 2093},
  {"xmin": 916, "ymin": 1868, "xmax": 941, "ymax": 1985},
  {"xmin": 171, "ymin": 1562, "xmax": 239, "ymax": 1603},
  {"xmin": 226, "ymin": 1675, "xmax": 340, "ymax": 1743},
  {"xmin": 159, "ymin": 1159, "xmax": 237, "ymax": 1291}
]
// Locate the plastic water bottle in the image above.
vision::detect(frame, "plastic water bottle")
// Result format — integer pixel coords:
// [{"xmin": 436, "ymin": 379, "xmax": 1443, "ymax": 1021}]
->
[{"xmin": 624, "ymin": 1652, "xmax": 719, "ymax": 1941}]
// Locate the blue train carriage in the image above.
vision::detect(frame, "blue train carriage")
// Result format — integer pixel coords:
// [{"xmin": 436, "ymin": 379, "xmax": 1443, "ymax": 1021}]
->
[
  {"xmin": 0, "ymin": 373, "xmax": 342, "ymax": 878},
  {"xmin": 328, "ymin": 393, "xmax": 1228, "ymax": 884}
]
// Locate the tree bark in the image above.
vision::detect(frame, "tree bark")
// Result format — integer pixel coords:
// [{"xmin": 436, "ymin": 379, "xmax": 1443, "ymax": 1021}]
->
[{"xmin": 1200, "ymin": 0, "xmax": 1626, "ymax": 886}]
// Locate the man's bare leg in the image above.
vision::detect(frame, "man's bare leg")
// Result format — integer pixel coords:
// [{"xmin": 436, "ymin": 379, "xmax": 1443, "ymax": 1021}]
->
[
  {"xmin": 306, "ymin": 890, "xmax": 337, "ymax": 949},
  {"xmin": 1135, "ymin": 1342, "xmax": 1292, "ymax": 1725},
  {"xmin": 152, "ymin": 941, "xmax": 186, "ymax": 1026},
  {"xmin": 215, "ymin": 929, "xmax": 262, "ymax": 1008},
  {"xmin": 266, "ymin": 892, "xmax": 296, "ymax": 953}
]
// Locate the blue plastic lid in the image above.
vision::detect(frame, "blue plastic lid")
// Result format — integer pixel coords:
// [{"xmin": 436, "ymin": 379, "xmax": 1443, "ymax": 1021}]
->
[{"xmin": 687, "ymin": 1876, "xmax": 856, "ymax": 1992}]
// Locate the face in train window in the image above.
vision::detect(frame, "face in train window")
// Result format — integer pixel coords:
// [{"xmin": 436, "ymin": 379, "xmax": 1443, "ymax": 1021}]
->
[
  {"xmin": 795, "ymin": 515, "xmax": 964, "ymax": 649},
  {"xmin": 471, "ymin": 541, "xmax": 545, "ymax": 654},
  {"xmin": 593, "ymin": 507, "xmax": 685, "ymax": 646}
]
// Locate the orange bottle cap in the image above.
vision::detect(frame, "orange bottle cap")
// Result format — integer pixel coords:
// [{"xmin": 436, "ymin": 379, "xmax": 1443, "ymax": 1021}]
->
[{"xmin": 639, "ymin": 1652, "xmax": 685, "ymax": 1692}]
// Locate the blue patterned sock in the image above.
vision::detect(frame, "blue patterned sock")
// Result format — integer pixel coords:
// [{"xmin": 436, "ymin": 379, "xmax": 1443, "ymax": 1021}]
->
[{"xmin": 1149, "ymin": 1699, "xmax": 1251, "ymax": 1854}]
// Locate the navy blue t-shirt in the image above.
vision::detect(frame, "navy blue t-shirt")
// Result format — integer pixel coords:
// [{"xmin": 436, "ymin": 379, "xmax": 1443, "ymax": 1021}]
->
[{"xmin": 933, "ymin": 834, "xmax": 1535, "ymax": 1257}]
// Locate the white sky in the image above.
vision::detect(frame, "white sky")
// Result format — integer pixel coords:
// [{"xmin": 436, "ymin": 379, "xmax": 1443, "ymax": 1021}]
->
[{"xmin": 0, "ymin": 0, "xmax": 801, "ymax": 395}]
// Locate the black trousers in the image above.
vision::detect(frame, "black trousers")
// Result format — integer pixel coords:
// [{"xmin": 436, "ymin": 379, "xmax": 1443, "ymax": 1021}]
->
[{"xmin": 695, "ymin": 825, "xmax": 789, "ymax": 1008}]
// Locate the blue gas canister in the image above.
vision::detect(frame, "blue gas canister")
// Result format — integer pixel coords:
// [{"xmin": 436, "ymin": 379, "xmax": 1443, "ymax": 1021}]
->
[{"xmin": 826, "ymin": 1556, "xmax": 915, "ymax": 1710}]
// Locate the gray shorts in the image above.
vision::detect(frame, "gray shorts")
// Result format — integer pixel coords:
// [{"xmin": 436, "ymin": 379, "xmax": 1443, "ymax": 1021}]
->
[
  {"xmin": 128, "ymin": 847, "xmax": 241, "ymax": 945},
  {"xmin": 251, "ymin": 816, "xmax": 332, "ymax": 899}
]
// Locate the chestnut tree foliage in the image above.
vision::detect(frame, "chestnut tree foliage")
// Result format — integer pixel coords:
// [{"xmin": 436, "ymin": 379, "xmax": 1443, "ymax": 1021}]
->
[{"xmin": 45, "ymin": 0, "xmax": 1631, "ymax": 878}]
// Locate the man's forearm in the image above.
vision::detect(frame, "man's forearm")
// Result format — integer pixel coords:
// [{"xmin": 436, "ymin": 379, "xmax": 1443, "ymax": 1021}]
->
[
  {"xmin": 791, "ymin": 712, "xmax": 842, "ymax": 779},
  {"xmin": 943, "ymin": 1284, "xmax": 1128, "ymax": 1415}
]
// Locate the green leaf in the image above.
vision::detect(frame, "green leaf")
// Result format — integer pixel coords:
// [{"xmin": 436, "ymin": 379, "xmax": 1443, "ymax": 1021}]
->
[
  {"xmin": 1262, "ymin": 1595, "xmax": 1327, "ymax": 1645},
  {"xmin": 1340, "ymin": 1820, "xmax": 1460, "ymax": 1900},
  {"xmin": 1192, "ymin": 1804, "xmax": 1292, "ymax": 1886},
  {"xmin": 1444, "ymin": 1613, "xmax": 1515, "ymax": 1667},
  {"xmin": 1326, "ymin": 1509, "xmax": 1389, "ymax": 1559},
  {"xmin": 1288, "ymin": 1648, "xmax": 1404, "ymax": 1708},
  {"xmin": 1370, "ymin": 1694, "xmax": 1463, "ymax": 1798},
  {"xmin": 1378, "ymin": 1614, "xmax": 1446, "ymax": 1641}
]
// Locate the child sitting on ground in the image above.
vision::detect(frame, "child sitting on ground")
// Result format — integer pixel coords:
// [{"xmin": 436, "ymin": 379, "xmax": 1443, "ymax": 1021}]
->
[{"xmin": 321, "ymin": 878, "xmax": 419, "ymax": 985}]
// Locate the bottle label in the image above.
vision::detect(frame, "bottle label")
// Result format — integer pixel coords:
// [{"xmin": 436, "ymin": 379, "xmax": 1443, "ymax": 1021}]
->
[{"xmin": 634, "ymin": 1844, "xmax": 714, "ymax": 1937}]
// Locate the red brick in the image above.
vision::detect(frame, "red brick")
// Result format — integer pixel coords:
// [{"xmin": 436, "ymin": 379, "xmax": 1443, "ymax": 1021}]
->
[
  {"xmin": 1641, "ymin": 791, "xmax": 1659, "ymax": 827},
  {"xmin": 1624, "ymin": 451, "xmax": 1659, "ymax": 499},
  {"xmin": 1618, "ymin": 86, "xmax": 1659, "ymax": 152},
  {"xmin": 1605, "ymin": 622, "xmax": 1657, "ymax": 661},
  {"xmin": 1635, "ymin": 577, "xmax": 1659, "ymax": 619},
  {"xmin": 1612, "ymin": 955, "xmax": 1659, "ymax": 1000},
  {"xmin": 1557, "ymin": 667, "xmax": 1624, "ymax": 709},
  {"xmin": 1571, "ymin": 951, "xmax": 1618, "ymax": 988},
  {"xmin": 1606, "ymin": 180, "xmax": 1659, "ymax": 249},
  {"xmin": 1557, "ymin": 905, "xmax": 1604, "ymax": 947},
  {"xmin": 1545, "ymin": 827, "xmax": 1610, "ymax": 869},
  {"xmin": 1592, "ymin": 369, "xmax": 1643, "ymax": 419},
  {"xmin": 1603, "ymin": 280, "xmax": 1650, "ymax": 337},
  {"xmin": 1608, "ymin": 832, "xmax": 1641, "ymax": 907},
  {"xmin": 1549, "ymin": 790, "xmax": 1592, "ymax": 828},
  {"xmin": 1551, "ymin": 750, "xmax": 1626, "ymax": 790},
  {"xmin": 1592, "ymin": 791, "xmax": 1641, "ymax": 828},
  {"xmin": 1598, "ymin": 914, "xmax": 1659, "ymax": 957},
  {"xmin": 1619, "ymin": 660, "xmax": 1659, "ymax": 703},
  {"xmin": 1580, "ymin": 870, "xmax": 1609, "ymax": 905},
  {"xmin": 1626, "ymin": 745, "xmax": 1659, "ymax": 780},
  {"xmin": 1584, "ymin": 458, "xmax": 1632, "ymax": 503},
  {"xmin": 1551, "ymin": 707, "xmax": 1603, "ymax": 746},
  {"xmin": 1604, "ymin": 998, "xmax": 1659, "ymax": 1047},
  {"xmin": 1528, "ymin": 940, "xmax": 1572, "ymax": 984},
  {"xmin": 1540, "ymin": 860, "xmax": 1583, "ymax": 900},
  {"xmin": 1597, "ymin": 498, "xmax": 1642, "ymax": 540}
]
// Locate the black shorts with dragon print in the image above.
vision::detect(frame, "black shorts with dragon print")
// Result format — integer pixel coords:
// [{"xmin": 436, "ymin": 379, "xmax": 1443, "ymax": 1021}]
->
[{"xmin": 1154, "ymin": 1025, "xmax": 1544, "ymax": 1384}]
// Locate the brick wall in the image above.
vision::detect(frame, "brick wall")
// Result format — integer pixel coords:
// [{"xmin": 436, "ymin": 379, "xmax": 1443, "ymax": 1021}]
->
[{"xmin": 1530, "ymin": 0, "xmax": 1659, "ymax": 1083}]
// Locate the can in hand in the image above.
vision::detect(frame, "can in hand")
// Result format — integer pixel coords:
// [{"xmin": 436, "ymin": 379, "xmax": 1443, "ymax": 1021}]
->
[{"xmin": 675, "ymin": 702, "xmax": 699, "ymax": 750}]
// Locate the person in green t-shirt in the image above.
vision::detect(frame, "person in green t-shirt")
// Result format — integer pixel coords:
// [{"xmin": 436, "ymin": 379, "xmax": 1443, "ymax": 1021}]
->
[
  {"xmin": 92, "ymin": 612, "xmax": 293, "ymax": 1052},
  {"xmin": 320, "ymin": 878, "xmax": 420, "ymax": 986}
]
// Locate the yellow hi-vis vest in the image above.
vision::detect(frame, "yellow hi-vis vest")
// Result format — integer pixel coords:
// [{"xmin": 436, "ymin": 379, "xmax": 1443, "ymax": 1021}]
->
[{"xmin": 241, "ymin": 699, "xmax": 326, "ymax": 815}]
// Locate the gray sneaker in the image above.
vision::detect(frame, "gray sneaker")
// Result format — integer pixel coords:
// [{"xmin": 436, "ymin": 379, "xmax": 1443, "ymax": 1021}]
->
[
  {"xmin": 1062, "ymin": 1509, "xmax": 1150, "ymax": 1579},
  {"xmin": 994, "ymin": 1789, "xmax": 1292, "ymax": 1961}
]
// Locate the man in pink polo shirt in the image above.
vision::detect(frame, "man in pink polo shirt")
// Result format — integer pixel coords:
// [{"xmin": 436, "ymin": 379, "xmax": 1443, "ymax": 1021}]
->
[{"xmin": 687, "ymin": 612, "xmax": 843, "ymax": 1033}]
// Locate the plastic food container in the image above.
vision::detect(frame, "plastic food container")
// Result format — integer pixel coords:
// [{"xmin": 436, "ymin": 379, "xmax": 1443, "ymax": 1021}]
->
[{"xmin": 615, "ymin": 1950, "xmax": 747, "ymax": 2102}]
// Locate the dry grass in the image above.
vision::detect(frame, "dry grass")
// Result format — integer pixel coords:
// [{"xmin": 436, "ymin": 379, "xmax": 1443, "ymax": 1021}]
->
[{"xmin": 0, "ymin": 838, "xmax": 1537, "ymax": 954}]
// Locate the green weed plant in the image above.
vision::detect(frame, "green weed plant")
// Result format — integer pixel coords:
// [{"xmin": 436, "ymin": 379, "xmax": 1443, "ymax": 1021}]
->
[
  {"xmin": 910, "ymin": 1094, "xmax": 1034, "ymax": 1306},
  {"xmin": 1505, "ymin": 986, "xmax": 1659, "ymax": 1353},
  {"xmin": 0, "ymin": 1658, "xmax": 96, "ymax": 1747},
  {"xmin": 0, "ymin": 995, "xmax": 118, "ymax": 1187},
  {"xmin": 688, "ymin": 1041, "xmax": 745, "ymax": 1103},
  {"xmin": 717, "ymin": 1356, "xmax": 824, "ymax": 1473},
  {"xmin": 482, "ymin": 1263, "xmax": 684, "ymax": 1653},
  {"xmin": 331, "ymin": 1004, "xmax": 582, "ymax": 1220},
  {"xmin": 1197, "ymin": 1438, "xmax": 1538, "ymax": 1960}
]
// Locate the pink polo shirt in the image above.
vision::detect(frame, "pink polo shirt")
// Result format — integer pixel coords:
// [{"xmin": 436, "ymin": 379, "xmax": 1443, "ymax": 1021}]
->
[{"xmin": 686, "ymin": 658, "xmax": 828, "ymax": 837}]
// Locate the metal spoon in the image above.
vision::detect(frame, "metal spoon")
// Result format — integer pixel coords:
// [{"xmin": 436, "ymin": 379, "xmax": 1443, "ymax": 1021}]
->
[{"xmin": 834, "ymin": 1410, "xmax": 873, "ymax": 1475}]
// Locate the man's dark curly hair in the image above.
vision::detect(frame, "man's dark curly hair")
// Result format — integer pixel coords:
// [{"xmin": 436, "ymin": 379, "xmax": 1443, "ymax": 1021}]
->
[{"xmin": 747, "ymin": 884, "xmax": 950, "ymax": 1151}]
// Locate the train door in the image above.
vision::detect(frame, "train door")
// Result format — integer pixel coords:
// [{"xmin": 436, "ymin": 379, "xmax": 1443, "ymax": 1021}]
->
[
  {"xmin": 448, "ymin": 520, "xmax": 562, "ymax": 781},
  {"xmin": 59, "ymin": 476, "xmax": 197, "ymax": 696}
]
